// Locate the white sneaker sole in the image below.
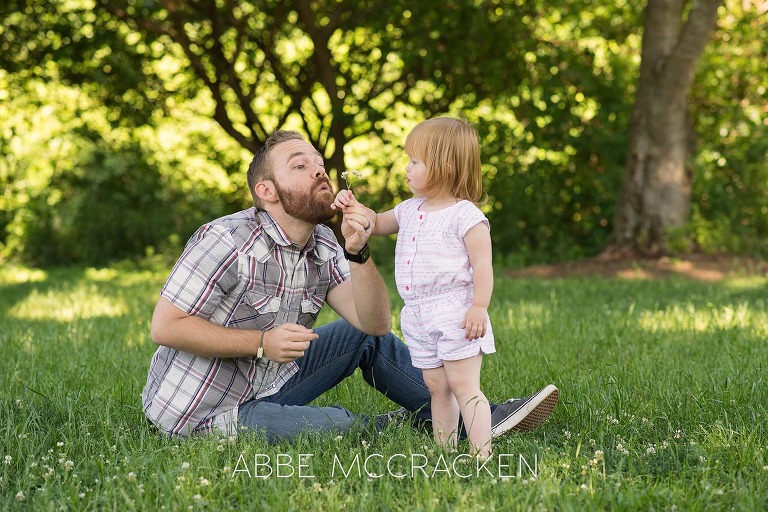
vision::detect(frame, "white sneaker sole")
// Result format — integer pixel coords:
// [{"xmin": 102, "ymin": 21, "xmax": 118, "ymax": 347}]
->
[{"xmin": 491, "ymin": 384, "xmax": 559, "ymax": 437}]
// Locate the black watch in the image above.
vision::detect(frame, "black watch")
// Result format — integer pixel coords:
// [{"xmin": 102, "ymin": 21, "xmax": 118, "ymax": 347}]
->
[{"xmin": 344, "ymin": 243, "xmax": 371, "ymax": 264}]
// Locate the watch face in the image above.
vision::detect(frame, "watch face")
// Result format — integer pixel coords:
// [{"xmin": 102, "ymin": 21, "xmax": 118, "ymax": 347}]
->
[{"xmin": 346, "ymin": 244, "xmax": 370, "ymax": 263}]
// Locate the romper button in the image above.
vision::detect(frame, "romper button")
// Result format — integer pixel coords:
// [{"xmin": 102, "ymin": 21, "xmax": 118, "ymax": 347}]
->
[
  {"xmin": 412, "ymin": 237, "xmax": 415, "ymax": 241},
  {"xmin": 419, "ymin": 215, "xmax": 423, "ymax": 219},
  {"xmin": 405, "ymin": 285, "xmax": 410, "ymax": 291},
  {"xmin": 407, "ymin": 260, "xmax": 410, "ymax": 264}
]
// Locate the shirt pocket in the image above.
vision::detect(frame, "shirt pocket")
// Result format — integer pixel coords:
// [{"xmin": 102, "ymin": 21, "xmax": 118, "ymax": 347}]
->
[
  {"xmin": 297, "ymin": 292, "xmax": 325, "ymax": 328},
  {"xmin": 239, "ymin": 291, "xmax": 282, "ymax": 330}
]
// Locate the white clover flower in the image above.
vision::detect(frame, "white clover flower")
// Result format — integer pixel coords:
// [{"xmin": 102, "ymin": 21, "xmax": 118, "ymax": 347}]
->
[
  {"xmin": 340, "ymin": 169, "xmax": 363, "ymax": 189},
  {"xmin": 4, "ymin": 455, "xmax": 11, "ymax": 465},
  {"xmin": 182, "ymin": 462, "xmax": 190, "ymax": 470},
  {"xmin": 57, "ymin": 442, "xmax": 64, "ymax": 447},
  {"xmin": 199, "ymin": 477, "xmax": 210, "ymax": 486},
  {"xmin": 15, "ymin": 491, "xmax": 25, "ymax": 502},
  {"xmin": 64, "ymin": 460, "xmax": 74, "ymax": 471}
]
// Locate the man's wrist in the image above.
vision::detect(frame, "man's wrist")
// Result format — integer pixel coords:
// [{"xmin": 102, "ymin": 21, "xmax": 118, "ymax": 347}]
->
[{"xmin": 344, "ymin": 243, "xmax": 371, "ymax": 264}]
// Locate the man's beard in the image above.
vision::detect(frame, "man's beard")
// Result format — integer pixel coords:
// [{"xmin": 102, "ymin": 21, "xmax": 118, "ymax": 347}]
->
[{"xmin": 274, "ymin": 179, "xmax": 335, "ymax": 225}]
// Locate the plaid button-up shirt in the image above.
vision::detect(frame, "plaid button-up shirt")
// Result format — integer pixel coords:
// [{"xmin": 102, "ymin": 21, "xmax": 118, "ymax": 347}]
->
[{"xmin": 142, "ymin": 208, "xmax": 350, "ymax": 437}]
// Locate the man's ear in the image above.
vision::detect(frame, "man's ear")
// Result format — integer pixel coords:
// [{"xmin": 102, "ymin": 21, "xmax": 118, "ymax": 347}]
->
[{"xmin": 254, "ymin": 180, "xmax": 279, "ymax": 205}]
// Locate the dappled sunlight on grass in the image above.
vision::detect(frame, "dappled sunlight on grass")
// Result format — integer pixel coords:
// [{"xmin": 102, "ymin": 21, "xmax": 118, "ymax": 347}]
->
[
  {"xmin": 720, "ymin": 275, "xmax": 768, "ymax": 292},
  {"xmin": 8, "ymin": 284, "xmax": 128, "ymax": 321},
  {"xmin": 634, "ymin": 302, "xmax": 768, "ymax": 336},
  {"xmin": 499, "ymin": 302, "xmax": 551, "ymax": 331},
  {"xmin": 2, "ymin": 264, "xmax": 767, "ymax": 510},
  {"xmin": 0, "ymin": 264, "xmax": 48, "ymax": 285}
]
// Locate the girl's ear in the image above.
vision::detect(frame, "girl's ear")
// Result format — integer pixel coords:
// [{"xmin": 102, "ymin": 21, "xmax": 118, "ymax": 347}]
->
[{"xmin": 254, "ymin": 180, "xmax": 279, "ymax": 205}]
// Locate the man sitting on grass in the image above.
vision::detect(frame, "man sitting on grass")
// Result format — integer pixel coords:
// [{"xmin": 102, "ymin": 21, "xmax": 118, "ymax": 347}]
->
[{"xmin": 142, "ymin": 130, "xmax": 559, "ymax": 442}]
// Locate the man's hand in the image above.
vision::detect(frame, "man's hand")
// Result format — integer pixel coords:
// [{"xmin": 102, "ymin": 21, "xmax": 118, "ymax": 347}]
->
[
  {"xmin": 330, "ymin": 190, "xmax": 375, "ymax": 253},
  {"xmin": 263, "ymin": 323, "xmax": 319, "ymax": 363},
  {"xmin": 460, "ymin": 306, "xmax": 488, "ymax": 340}
]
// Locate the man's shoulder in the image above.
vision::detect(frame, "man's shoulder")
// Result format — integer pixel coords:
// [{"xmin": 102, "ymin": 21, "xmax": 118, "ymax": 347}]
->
[
  {"xmin": 202, "ymin": 208, "xmax": 261, "ymax": 239},
  {"xmin": 208, "ymin": 208, "xmax": 258, "ymax": 228}
]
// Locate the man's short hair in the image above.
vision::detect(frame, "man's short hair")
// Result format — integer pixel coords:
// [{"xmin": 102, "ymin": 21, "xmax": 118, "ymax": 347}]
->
[{"xmin": 247, "ymin": 130, "xmax": 306, "ymax": 208}]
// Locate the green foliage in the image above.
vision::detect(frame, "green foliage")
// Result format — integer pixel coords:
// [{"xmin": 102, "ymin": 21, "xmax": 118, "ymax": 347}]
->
[
  {"xmin": 0, "ymin": 74, "xmax": 248, "ymax": 266},
  {"xmin": 689, "ymin": 2, "xmax": 768, "ymax": 256},
  {"xmin": 0, "ymin": 0, "xmax": 766, "ymax": 266}
]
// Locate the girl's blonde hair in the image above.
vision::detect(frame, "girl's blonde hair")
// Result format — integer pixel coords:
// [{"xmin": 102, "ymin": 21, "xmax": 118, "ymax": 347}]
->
[{"xmin": 404, "ymin": 116, "xmax": 483, "ymax": 203}]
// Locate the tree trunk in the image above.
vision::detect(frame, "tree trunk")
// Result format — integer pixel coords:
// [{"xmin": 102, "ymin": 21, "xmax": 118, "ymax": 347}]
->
[{"xmin": 605, "ymin": 0, "xmax": 722, "ymax": 258}]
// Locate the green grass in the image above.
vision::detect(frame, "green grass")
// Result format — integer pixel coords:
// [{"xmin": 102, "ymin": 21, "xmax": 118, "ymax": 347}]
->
[{"xmin": 1, "ymin": 262, "xmax": 767, "ymax": 511}]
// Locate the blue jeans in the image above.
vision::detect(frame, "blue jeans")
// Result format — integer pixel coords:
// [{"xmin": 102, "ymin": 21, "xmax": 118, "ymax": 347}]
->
[{"xmin": 238, "ymin": 320, "xmax": 432, "ymax": 443}]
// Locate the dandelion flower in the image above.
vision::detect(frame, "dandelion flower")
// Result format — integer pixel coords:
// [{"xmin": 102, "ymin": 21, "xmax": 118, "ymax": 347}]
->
[{"xmin": 340, "ymin": 169, "xmax": 363, "ymax": 190}]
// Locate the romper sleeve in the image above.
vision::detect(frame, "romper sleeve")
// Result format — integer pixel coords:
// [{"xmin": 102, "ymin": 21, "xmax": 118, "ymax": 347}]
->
[{"xmin": 456, "ymin": 202, "xmax": 490, "ymax": 239}]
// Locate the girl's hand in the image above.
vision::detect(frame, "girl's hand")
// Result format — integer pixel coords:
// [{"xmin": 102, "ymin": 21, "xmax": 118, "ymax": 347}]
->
[
  {"xmin": 331, "ymin": 190, "xmax": 375, "ymax": 252},
  {"xmin": 461, "ymin": 306, "xmax": 488, "ymax": 340},
  {"xmin": 331, "ymin": 189, "xmax": 355, "ymax": 210}
]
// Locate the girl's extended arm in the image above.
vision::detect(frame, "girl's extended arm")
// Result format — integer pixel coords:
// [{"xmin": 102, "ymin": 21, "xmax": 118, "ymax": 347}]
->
[
  {"xmin": 331, "ymin": 189, "xmax": 398, "ymax": 235},
  {"xmin": 372, "ymin": 209, "xmax": 397, "ymax": 236},
  {"xmin": 462, "ymin": 223, "xmax": 494, "ymax": 339}
]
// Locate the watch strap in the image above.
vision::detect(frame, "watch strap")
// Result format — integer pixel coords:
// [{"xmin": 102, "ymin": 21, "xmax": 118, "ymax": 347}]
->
[{"xmin": 344, "ymin": 243, "xmax": 370, "ymax": 264}]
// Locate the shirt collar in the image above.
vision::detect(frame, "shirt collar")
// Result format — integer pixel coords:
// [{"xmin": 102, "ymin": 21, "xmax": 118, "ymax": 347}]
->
[{"xmin": 255, "ymin": 209, "xmax": 335, "ymax": 264}]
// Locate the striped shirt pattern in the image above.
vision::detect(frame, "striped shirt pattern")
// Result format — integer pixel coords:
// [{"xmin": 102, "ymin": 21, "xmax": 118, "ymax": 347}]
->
[{"xmin": 142, "ymin": 208, "xmax": 350, "ymax": 437}]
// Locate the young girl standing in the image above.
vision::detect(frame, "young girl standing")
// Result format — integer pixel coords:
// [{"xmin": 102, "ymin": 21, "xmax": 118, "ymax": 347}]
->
[{"xmin": 333, "ymin": 116, "xmax": 496, "ymax": 458}]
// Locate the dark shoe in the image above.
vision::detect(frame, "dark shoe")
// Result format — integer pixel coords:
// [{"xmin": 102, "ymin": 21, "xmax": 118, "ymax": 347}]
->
[
  {"xmin": 375, "ymin": 407, "xmax": 410, "ymax": 430},
  {"xmin": 491, "ymin": 384, "xmax": 559, "ymax": 437}
]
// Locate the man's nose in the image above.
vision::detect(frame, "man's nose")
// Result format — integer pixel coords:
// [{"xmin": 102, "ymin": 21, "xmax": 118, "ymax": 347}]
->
[{"xmin": 313, "ymin": 164, "xmax": 328, "ymax": 178}]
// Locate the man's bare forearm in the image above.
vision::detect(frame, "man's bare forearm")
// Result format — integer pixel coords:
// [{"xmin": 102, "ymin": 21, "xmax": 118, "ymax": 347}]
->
[
  {"xmin": 150, "ymin": 298, "xmax": 259, "ymax": 358},
  {"xmin": 348, "ymin": 259, "xmax": 391, "ymax": 335}
]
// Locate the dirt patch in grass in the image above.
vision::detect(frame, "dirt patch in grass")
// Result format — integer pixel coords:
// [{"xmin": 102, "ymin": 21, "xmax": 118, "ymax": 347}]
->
[{"xmin": 505, "ymin": 253, "xmax": 768, "ymax": 282}]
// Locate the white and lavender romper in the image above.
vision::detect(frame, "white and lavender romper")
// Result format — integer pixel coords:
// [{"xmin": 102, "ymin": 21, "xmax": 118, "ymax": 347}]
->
[{"xmin": 393, "ymin": 198, "xmax": 496, "ymax": 369}]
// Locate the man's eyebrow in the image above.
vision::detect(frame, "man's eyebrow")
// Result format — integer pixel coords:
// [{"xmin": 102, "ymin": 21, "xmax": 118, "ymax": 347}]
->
[{"xmin": 287, "ymin": 150, "xmax": 322, "ymax": 161}]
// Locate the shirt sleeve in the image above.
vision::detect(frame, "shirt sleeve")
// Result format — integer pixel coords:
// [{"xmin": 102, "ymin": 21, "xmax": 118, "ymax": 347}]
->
[
  {"xmin": 327, "ymin": 246, "xmax": 351, "ymax": 290},
  {"xmin": 160, "ymin": 224, "xmax": 240, "ymax": 319},
  {"xmin": 456, "ymin": 202, "xmax": 490, "ymax": 239}
]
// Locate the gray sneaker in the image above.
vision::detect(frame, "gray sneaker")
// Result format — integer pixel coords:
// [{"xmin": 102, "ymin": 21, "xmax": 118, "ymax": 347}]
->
[
  {"xmin": 375, "ymin": 407, "xmax": 410, "ymax": 430},
  {"xmin": 491, "ymin": 384, "xmax": 559, "ymax": 437}
]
